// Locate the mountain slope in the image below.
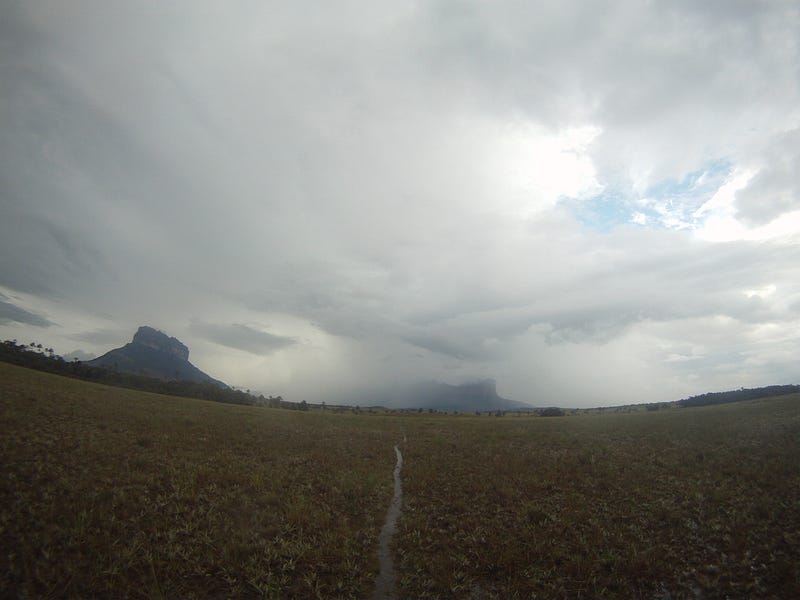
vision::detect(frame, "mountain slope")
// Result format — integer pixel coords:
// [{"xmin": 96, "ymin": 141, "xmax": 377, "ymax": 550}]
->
[{"xmin": 88, "ymin": 326, "xmax": 226, "ymax": 387}]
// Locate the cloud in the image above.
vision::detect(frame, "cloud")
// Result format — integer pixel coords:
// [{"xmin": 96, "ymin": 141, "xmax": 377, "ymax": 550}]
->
[
  {"xmin": 62, "ymin": 349, "xmax": 96, "ymax": 362},
  {"xmin": 0, "ymin": 295, "xmax": 54, "ymax": 328},
  {"xmin": 403, "ymin": 334, "xmax": 486, "ymax": 361},
  {"xmin": 734, "ymin": 128, "xmax": 800, "ymax": 225},
  {"xmin": 68, "ymin": 329, "xmax": 130, "ymax": 347},
  {"xmin": 190, "ymin": 321, "xmax": 296, "ymax": 356},
  {"xmin": 1, "ymin": 1, "xmax": 799, "ymax": 406}
]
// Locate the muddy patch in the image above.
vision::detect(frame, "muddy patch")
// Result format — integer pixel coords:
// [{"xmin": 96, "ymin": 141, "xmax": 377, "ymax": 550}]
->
[{"xmin": 373, "ymin": 445, "xmax": 403, "ymax": 600}]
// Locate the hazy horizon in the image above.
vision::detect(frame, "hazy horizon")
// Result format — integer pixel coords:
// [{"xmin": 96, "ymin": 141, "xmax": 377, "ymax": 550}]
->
[{"xmin": 2, "ymin": 1, "xmax": 799, "ymax": 407}]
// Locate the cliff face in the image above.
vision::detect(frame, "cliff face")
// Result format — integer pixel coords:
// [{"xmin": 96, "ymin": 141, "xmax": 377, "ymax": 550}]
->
[{"xmin": 132, "ymin": 326, "xmax": 189, "ymax": 361}]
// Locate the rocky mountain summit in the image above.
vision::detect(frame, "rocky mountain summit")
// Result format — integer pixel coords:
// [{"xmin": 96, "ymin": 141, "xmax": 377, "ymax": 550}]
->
[
  {"xmin": 131, "ymin": 326, "xmax": 190, "ymax": 361},
  {"xmin": 88, "ymin": 326, "xmax": 226, "ymax": 387}
]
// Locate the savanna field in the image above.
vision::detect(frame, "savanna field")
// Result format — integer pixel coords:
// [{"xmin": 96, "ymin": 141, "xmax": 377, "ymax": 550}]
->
[{"xmin": 2, "ymin": 362, "xmax": 799, "ymax": 599}]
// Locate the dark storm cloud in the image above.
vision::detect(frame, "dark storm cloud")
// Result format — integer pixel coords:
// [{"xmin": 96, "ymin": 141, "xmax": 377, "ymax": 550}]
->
[{"xmin": 190, "ymin": 321, "xmax": 296, "ymax": 356}]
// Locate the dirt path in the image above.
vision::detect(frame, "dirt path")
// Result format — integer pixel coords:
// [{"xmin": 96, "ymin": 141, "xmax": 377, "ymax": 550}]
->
[{"xmin": 373, "ymin": 444, "xmax": 403, "ymax": 600}]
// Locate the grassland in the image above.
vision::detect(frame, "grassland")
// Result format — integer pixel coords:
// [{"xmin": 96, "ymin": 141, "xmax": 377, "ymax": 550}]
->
[
  {"xmin": 2, "ymin": 361, "xmax": 799, "ymax": 599},
  {"xmin": 0, "ymin": 363, "xmax": 402, "ymax": 598},
  {"xmin": 395, "ymin": 407, "xmax": 800, "ymax": 599}
]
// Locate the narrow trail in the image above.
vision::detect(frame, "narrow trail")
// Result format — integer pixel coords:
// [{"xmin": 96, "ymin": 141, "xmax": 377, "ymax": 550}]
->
[{"xmin": 373, "ymin": 444, "xmax": 403, "ymax": 600}]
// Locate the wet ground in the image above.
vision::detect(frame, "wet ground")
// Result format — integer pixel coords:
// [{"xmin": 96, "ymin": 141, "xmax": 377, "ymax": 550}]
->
[{"xmin": 373, "ymin": 445, "xmax": 403, "ymax": 600}]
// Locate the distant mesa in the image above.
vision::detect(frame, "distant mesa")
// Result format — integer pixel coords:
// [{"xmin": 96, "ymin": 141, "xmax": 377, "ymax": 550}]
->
[
  {"xmin": 88, "ymin": 326, "xmax": 227, "ymax": 387},
  {"xmin": 358, "ymin": 379, "xmax": 532, "ymax": 412}
]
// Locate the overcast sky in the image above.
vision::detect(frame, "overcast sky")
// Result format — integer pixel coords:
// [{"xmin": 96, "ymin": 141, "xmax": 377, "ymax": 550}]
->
[{"xmin": 2, "ymin": 1, "xmax": 799, "ymax": 407}]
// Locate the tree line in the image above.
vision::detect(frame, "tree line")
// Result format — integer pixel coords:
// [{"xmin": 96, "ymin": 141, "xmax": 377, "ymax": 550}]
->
[{"xmin": 677, "ymin": 385, "xmax": 800, "ymax": 408}]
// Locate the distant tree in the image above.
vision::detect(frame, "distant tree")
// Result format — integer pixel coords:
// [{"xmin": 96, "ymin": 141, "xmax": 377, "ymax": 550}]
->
[{"xmin": 540, "ymin": 407, "xmax": 565, "ymax": 417}]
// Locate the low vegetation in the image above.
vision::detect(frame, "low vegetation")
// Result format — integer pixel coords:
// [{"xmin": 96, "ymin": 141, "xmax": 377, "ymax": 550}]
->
[
  {"xmin": 0, "ymin": 362, "xmax": 401, "ymax": 598},
  {"xmin": 396, "ymin": 400, "xmax": 800, "ymax": 599},
  {"xmin": 2, "ymin": 361, "xmax": 799, "ymax": 598}
]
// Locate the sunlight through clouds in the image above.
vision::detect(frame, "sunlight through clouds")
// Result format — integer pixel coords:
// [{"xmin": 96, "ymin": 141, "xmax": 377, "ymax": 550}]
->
[
  {"xmin": 481, "ymin": 121, "xmax": 601, "ymax": 217},
  {"xmin": 580, "ymin": 164, "xmax": 800, "ymax": 244}
]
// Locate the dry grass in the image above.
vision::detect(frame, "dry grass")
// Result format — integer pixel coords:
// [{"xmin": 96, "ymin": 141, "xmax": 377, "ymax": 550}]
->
[
  {"xmin": 2, "ymin": 361, "xmax": 799, "ymax": 599},
  {"xmin": 395, "ymin": 403, "xmax": 800, "ymax": 599},
  {"xmin": 0, "ymin": 362, "xmax": 402, "ymax": 599}
]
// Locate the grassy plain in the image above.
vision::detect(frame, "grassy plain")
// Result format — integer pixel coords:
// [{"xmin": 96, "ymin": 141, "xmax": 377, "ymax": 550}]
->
[
  {"xmin": 2, "ymin": 361, "xmax": 800, "ymax": 599},
  {"xmin": 396, "ymin": 401, "xmax": 800, "ymax": 599},
  {"xmin": 0, "ymin": 362, "xmax": 402, "ymax": 598}
]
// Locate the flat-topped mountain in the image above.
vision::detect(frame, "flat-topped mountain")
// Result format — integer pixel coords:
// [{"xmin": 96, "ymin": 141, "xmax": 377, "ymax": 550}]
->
[
  {"xmin": 358, "ymin": 379, "xmax": 532, "ymax": 412},
  {"xmin": 88, "ymin": 326, "xmax": 226, "ymax": 387}
]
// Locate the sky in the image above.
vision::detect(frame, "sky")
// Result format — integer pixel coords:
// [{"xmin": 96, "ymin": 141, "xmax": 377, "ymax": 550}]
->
[{"xmin": 2, "ymin": 1, "xmax": 800, "ymax": 407}]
